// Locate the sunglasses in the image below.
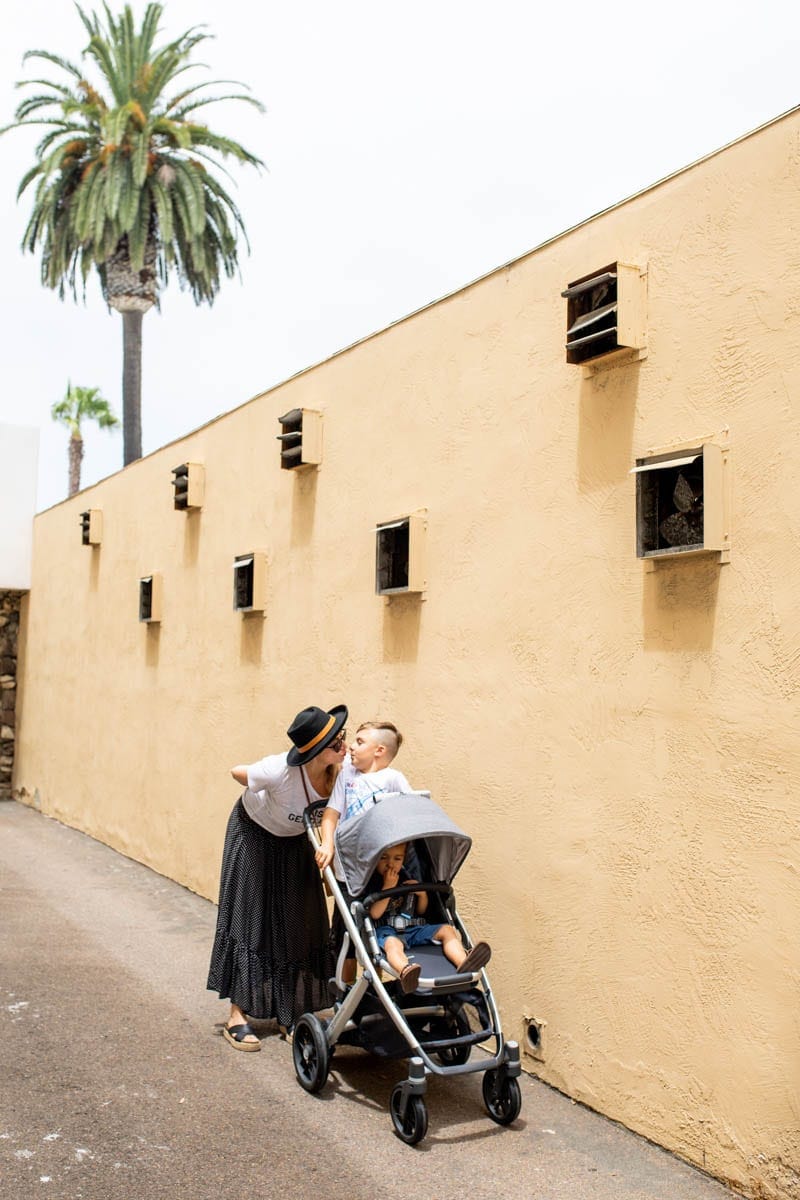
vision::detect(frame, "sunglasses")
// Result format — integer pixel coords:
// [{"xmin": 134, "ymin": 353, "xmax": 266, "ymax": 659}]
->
[{"xmin": 330, "ymin": 729, "xmax": 348, "ymax": 752}]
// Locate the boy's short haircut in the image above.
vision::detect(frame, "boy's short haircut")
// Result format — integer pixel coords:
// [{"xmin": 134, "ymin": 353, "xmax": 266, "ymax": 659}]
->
[{"xmin": 357, "ymin": 720, "xmax": 403, "ymax": 758}]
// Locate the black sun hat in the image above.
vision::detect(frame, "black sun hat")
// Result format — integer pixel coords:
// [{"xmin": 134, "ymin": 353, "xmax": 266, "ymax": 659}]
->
[{"xmin": 286, "ymin": 704, "xmax": 348, "ymax": 766}]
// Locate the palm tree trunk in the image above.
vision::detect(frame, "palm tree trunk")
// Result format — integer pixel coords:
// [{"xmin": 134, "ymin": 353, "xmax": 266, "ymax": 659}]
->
[
  {"xmin": 122, "ymin": 309, "xmax": 143, "ymax": 464},
  {"xmin": 68, "ymin": 434, "xmax": 83, "ymax": 497}
]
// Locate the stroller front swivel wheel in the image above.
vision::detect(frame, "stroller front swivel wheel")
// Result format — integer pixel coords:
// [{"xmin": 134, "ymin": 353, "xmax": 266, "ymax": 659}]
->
[
  {"xmin": 292, "ymin": 1014, "xmax": 330, "ymax": 1094},
  {"xmin": 389, "ymin": 1084, "xmax": 428, "ymax": 1145},
  {"xmin": 482, "ymin": 1069, "xmax": 522, "ymax": 1126}
]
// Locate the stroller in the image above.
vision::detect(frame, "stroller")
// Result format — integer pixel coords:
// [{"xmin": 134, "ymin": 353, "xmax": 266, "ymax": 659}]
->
[{"xmin": 292, "ymin": 792, "xmax": 522, "ymax": 1145}]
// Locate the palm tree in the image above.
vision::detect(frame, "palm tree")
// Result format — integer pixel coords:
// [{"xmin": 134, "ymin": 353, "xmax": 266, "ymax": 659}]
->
[
  {"xmin": 52, "ymin": 382, "xmax": 119, "ymax": 496},
  {"xmin": 4, "ymin": 3, "xmax": 263, "ymax": 464}
]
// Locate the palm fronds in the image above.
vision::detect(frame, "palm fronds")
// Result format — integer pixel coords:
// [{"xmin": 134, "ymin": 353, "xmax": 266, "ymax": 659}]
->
[{"xmin": 3, "ymin": 1, "xmax": 263, "ymax": 307}]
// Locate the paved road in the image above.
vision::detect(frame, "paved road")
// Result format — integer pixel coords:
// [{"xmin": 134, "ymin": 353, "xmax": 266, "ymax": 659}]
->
[{"xmin": 0, "ymin": 801, "xmax": 741, "ymax": 1200}]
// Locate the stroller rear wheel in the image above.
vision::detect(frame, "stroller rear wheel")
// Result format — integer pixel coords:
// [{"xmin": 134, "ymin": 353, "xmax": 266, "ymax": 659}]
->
[
  {"xmin": 432, "ymin": 1005, "xmax": 471, "ymax": 1066},
  {"xmin": 292, "ymin": 1014, "xmax": 330, "ymax": 1094},
  {"xmin": 482, "ymin": 1068, "xmax": 521, "ymax": 1125},
  {"xmin": 389, "ymin": 1084, "xmax": 428, "ymax": 1145}
]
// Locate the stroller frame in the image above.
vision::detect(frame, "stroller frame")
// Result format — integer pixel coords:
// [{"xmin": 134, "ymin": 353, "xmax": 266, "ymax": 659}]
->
[{"xmin": 292, "ymin": 798, "xmax": 522, "ymax": 1145}]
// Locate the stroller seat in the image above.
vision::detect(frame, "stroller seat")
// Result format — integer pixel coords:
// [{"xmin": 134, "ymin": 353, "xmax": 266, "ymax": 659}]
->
[
  {"xmin": 376, "ymin": 942, "xmax": 482, "ymax": 994},
  {"xmin": 357, "ymin": 835, "xmax": 487, "ymax": 995}
]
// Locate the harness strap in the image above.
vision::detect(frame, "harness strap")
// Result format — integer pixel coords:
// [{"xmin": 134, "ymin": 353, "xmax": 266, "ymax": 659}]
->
[
  {"xmin": 388, "ymin": 915, "xmax": 427, "ymax": 929},
  {"xmin": 299, "ymin": 768, "xmax": 314, "ymax": 807}
]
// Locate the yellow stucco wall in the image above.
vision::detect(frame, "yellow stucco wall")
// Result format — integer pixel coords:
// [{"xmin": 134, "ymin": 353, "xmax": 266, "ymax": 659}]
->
[{"xmin": 14, "ymin": 109, "xmax": 800, "ymax": 1199}]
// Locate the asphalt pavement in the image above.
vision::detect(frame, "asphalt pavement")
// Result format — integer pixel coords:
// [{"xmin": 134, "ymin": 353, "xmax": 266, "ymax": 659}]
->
[{"xmin": 0, "ymin": 801, "xmax": 742, "ymax": 1200}]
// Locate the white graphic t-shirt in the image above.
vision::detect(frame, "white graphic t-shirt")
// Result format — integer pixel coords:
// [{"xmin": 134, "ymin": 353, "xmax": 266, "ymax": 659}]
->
[
  {"xmin": 241, "ymin": 752, "xmax": 323, "ymax": 836},
  {"xmin": 328, "ymin": 761, "xmax": 412, "ymax": 823},
  {"xmin": 327, "ymin": 761, "xmax": 413, "ymax": 880}
]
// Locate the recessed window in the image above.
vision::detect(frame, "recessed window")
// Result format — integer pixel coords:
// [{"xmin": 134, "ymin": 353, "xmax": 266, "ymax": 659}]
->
[
  {"xmin": 632, "ymin": 444, "xmax": 728, "ymax": 559},
  {"xmin": 276, "ymin": 408, "xmax": 323, "ymax": 470},
  {"xmin": 233, "ymin": 552, "xmax": 267, "ymax": 612},
  {"xmin": 80, "ymin": 509, "xmax": 102, "ymax": 546},
  {"xmin": 375, "ymin": 513, "xmax": 427, "ymax": 595},
  {"xmin": 562, "ymin": 262, "xmax": 646, "ymax": 365},
  {"xmin": 171, "ymin": 462, "xmax": 204, "ymax": 511},
  {"xmin": 139, "ymin": 573, "xmax": 162, "ymax": 623}
]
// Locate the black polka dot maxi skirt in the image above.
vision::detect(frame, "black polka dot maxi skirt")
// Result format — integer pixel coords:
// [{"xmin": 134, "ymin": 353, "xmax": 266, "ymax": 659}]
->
[{"xmin": 207, "ymin": 797, "xmax": 333, "ymax": 1026}]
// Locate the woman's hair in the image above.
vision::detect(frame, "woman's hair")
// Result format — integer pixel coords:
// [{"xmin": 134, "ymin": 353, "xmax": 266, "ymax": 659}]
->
[{"xmin": 357, "ymin": 720, "xmax": 403, "ymax": 756}]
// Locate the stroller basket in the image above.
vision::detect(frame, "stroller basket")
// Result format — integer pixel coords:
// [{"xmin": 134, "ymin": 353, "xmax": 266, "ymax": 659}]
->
[{"xmin": 290, "ymin": 794, "xmax": 523, "ymax": 1145}]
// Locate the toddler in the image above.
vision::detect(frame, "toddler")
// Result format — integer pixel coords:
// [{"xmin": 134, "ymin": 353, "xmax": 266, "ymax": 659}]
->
[{"xmin": 368, "ymin": 842, "xmax": 491, "ymax": 993}]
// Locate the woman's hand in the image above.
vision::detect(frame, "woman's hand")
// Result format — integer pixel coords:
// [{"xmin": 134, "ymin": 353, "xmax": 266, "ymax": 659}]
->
[
  {"xmin": 315, "ymin": 843, "xmax": 333, "ymax": 870},
  {"xmin": 317, "ymin": 809, "xmax": 339, "ymax": 872}
]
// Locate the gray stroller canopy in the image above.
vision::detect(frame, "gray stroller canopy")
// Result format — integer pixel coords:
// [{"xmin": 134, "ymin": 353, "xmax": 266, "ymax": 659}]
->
[{"xmin": 335, "ymin": 792, "xmax": 472, "ymax": 896}]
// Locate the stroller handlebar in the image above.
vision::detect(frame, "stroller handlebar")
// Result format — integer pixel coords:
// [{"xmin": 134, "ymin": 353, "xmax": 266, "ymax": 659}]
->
[{"xmin": 302, "ymin": 797, "xmax": 329, "ymax": 835}]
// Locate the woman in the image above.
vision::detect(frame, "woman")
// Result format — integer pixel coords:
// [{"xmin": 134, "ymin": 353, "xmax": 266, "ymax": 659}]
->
[{"xmin": 207, "ymin": 703, "xmax": 348, "ymax": 1050}]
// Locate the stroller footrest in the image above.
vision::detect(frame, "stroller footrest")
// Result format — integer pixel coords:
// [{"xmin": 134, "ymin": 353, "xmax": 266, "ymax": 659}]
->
[{"xmin": 421, "ymin": 971, "xmax": 472, "ymax": 986}]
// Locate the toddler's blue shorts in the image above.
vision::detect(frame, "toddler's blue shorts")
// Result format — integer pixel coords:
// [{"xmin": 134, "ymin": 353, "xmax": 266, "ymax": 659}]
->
[{"xmin": 375, "ymin": 922, "xmax": 444, "ymax": 950}]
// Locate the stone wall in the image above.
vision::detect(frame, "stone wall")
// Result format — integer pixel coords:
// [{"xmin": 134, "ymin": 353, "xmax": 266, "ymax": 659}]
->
[{"xmin": 0, "ymin": 591, "xmax": 21, "ymax": 800}]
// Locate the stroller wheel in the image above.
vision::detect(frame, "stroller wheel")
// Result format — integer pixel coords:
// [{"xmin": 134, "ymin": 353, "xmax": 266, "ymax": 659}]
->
[
  {"xmin": 389, "ymin": 1084, "xmax": 428, "ymax": 1145},
  {"xmin": 433, "ymin": 1006, "xmax": 471, "ymax": 1066},
  {"xmin": 292, "ymin": 1014, "xmax": 330, "ymax": 1094},
  {"xmin": 482, "ymin": 1068, "xmax": 522, "ymax": 1126}
]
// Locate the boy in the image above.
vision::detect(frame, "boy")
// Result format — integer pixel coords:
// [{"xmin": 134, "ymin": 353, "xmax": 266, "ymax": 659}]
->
[
  {"xmin": 368, "ymin": 842, "xmax": 491, "ymax": 993},
  {"xmin": 315, "ymin": 720, "xmax": 413, "ymax": 985},
  {"xmin": 315, "ymin": 720, "xmax": 410, "ymax": 872}
]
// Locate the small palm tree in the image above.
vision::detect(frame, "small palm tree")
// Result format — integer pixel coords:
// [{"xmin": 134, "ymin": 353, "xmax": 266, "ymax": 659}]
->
[
  {"xmin": 52, "ymin": 382, "xmax": 119, "ymax": 496},
  {"xmin": 4, "ymin": 3, "xmax": 263, "ymax": 465}
]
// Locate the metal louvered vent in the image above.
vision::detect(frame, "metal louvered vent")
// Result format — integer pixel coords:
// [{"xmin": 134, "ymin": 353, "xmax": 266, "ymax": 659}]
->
[
  {"xmin": 562, "ymin": 269, "xmax": 618, "ymax": 364},
  {"xmin": 233, "ymin": 552, "xmax": 266, "ymax": 612},
  {"xmin": 376, "ymin": 520, "xmax": 410, "ymax": 594},
  {"xmin": 277, "ymin": 408, "xmax": 323, "ymax": 470},
  {"xmin": 233, "ymin": 555, "xmax": 255, "ymax": 609},
  {"xmin": 277, "ymin": 409, "xmax": 303, "ymax": 469},
  {"xmin": 633, "ymin": 445, "xmax": 728, "ymax": 560},
  {"xmin": 375, "ymin": 513, "xmax": 427, "ymax": 596},
  {"xmin": 562, "ymin": 262, "xmax": 646, "ymax": 366},
  {"xmin": 139, "ymin": 574, "xmax": 162, "ymax": 623},
  {"xmin": 171, "ymin": 462, "xmax": 204, "ymax": 510},
  {"xmin": 139, "ymin": 577, "xmax": 154, "ymax": 621},
  {"xmin": 80, "ymin": 509, "xmax": 102, "ymax": 546}
]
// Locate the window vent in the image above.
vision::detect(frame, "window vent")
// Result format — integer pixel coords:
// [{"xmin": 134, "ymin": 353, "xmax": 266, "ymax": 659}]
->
[
  {"xmin": 632, "ymin": 443, "xmax": 729, "ymax": 560},
  {"xmin": 139, "ymin": 573, "xmax": 163, "ymax": 623},
  {"xmin": 375, "ymin": 512, "xmax": 427, "ymax": 596},
  {"xmin": 80, "ymin": 509, "xmax": 102, "ymax": 546},
  {"xmin": 171, "ymin": 462, "xmax": 205, "ymax": 511},
  {"xmin": 233, "ymin": 552, "xmax": 267, "ymax": 612},
  {"xmin": 276, "ymin": 408, "xmax": 323, "ymax": 470},
  {"xmin": 562, "ymin": 262, "xmax": 646, "ymax": 365}
]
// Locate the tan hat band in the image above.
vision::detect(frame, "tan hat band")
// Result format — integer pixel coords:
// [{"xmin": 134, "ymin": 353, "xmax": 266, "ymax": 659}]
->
[{"xmin": 297, "ymin": 714, "xmax": 335, "ymax": 754}]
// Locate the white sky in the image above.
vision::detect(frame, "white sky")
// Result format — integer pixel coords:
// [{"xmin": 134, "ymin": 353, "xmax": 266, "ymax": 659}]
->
[{"xmin": 1, "ymin": 0, "xmax": 798, "ymax": 512}]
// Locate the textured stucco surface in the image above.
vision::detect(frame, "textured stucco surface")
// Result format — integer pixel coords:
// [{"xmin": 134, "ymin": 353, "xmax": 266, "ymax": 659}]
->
[{"xmin": 14, "ymin": 110, "xmax": 800, "ymax": 1198}]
